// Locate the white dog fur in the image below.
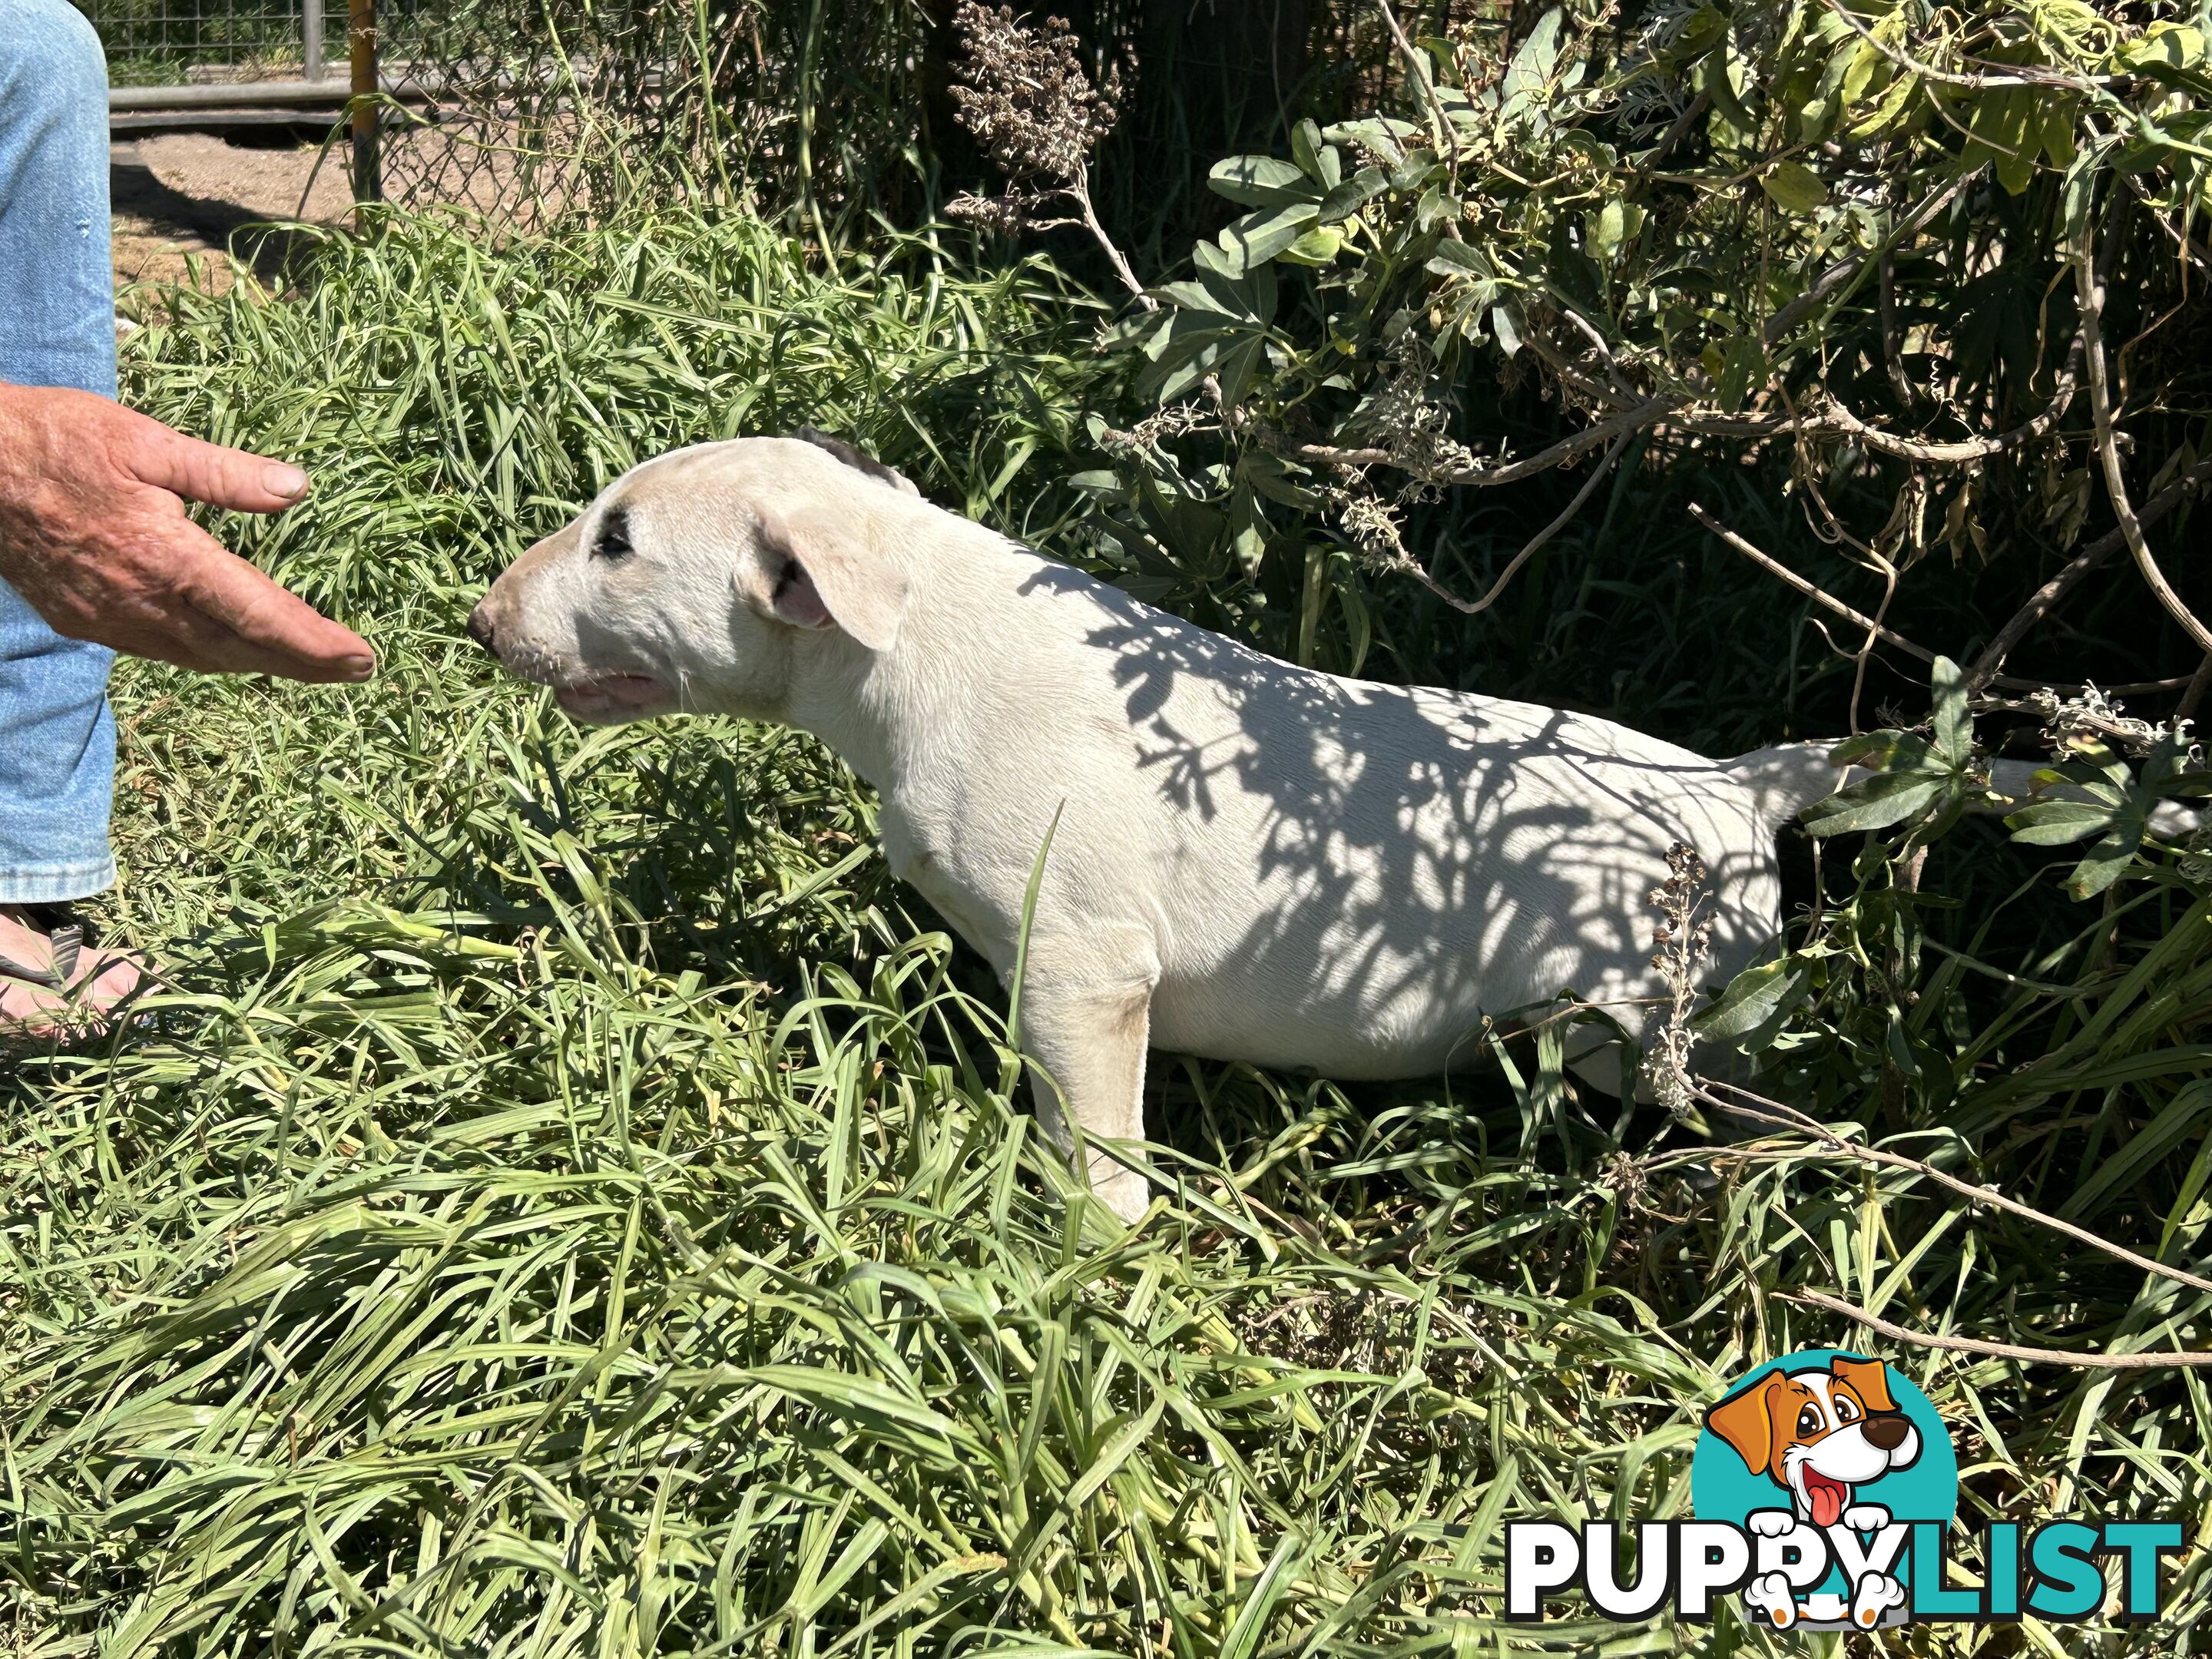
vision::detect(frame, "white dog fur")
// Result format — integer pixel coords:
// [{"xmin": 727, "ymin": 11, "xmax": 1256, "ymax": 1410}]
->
[{"xmin": 470, "ymin": 435, "xmax": 2179, "ymax": 1219}]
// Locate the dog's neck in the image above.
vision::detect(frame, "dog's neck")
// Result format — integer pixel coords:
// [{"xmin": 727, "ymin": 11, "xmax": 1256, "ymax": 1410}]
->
[{"xmin": 780, "ymin": 512, "xmax": 1024, "ymax": 799}]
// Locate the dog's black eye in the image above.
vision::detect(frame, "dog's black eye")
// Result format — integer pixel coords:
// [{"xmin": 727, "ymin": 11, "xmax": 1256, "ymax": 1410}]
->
[
  {"xmin": 1834, "ymin": 1396, "xmax": 1858, "ymax": 1422},
  {"xmin": 591, "ymin": 506, "xmax": 634, "ymax": 562},
  {"xmin": 1798, "ymin": 1406, "xmax": 1823, "ymax": 1435}
]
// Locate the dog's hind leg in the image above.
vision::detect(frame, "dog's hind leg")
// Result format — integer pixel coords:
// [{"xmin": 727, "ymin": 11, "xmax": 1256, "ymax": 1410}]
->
[{"xmin": 1017, "ymin": 945, "xmax": 1159, "ymax": 1223}]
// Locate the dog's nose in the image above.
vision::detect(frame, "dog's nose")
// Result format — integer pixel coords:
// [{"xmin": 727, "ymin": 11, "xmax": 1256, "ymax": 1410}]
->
[
  {"xmin": 1862, "ymin": 1412, "xmax": 1910, "ymax": 1450},
  {"xmin": 466, "ymin": 602, "xmax": 496, "ymax": 651}
]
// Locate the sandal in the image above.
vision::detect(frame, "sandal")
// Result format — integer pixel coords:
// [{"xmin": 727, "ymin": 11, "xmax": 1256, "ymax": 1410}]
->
[{"xmin": 0, "ymin": 904, "xmax": 147, "ymax": 1040}]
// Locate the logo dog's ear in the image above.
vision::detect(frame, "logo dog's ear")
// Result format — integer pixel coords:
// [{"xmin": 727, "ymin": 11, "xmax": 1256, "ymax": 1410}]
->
[
  {"xmin": 1706, "ymin": 1375, "xmax": 1783, "ymax": 1475},
  {"xmin": 1831, "ymin": 1356, "xmax": 1899, "ymax": 1416}
]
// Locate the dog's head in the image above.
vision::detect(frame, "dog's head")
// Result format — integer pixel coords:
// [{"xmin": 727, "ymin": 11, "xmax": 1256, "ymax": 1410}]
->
[
  {"xmin": 468, "ymin": 432, "xmax": 920, "ymax": 724},
  {"xmin": 1705, "ymin": 1358, "xmax": 1921, "ymax": 1528}
]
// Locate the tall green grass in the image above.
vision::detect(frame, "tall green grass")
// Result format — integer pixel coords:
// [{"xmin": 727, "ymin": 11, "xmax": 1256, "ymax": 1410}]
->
[{"xmin": 3, "ymin": 208, "xmax": 2208, "ymax": 1654}]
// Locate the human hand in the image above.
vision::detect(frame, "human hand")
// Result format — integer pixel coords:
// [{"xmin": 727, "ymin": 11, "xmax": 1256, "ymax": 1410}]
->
[{"xmin": 0, "ymin": 383, "xmax": 373, "ymax": 681}]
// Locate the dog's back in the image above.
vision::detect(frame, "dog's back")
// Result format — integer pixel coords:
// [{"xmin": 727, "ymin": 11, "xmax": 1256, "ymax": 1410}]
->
[{"xmin": 883, "ymin": 533, "xmax": 1789, "ymax": 1077}]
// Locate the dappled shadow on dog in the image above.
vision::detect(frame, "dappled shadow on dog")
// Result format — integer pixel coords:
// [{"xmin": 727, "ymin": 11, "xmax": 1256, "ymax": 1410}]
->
[{"xmin": 1013, "ymin": 561, "xmax": 1775, "ymax": 1079}]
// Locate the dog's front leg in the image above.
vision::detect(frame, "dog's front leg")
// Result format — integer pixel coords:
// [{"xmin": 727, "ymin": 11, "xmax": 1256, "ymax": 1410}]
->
[{"xmin": 1018, "ymin": 948, "xmax": 1158, "ymax": 1223}]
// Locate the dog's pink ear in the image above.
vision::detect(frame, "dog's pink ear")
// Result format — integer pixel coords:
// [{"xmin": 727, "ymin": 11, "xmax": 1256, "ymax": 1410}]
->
[
  {"xmin": 750, "ymin": 500, "xmax": 907, "ymax": 651},
  {"xmin": 1707, "ymin": 1376, "xmax": 1782, "ymax": 1475},
  {"xmin": 1832, "ymin": 1356, "xmax": 1899, "ymax": 1416}
]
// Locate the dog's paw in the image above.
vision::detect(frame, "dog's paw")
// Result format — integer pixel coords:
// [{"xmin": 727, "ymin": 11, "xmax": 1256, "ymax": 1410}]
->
[
  {"xmin": 1088, "ymin": 1162, "xmax": 1151, "ymax": 1224},
  {"xmin": 1744, "ymin": 1571, "xmax": 1800, "ymax": 1629},
  {"xmin": 1851, "ymin": 1571, "xmax": 1908, "ymax": 1628},
  {"xmin": 1842, "ymin": 1503, "xmax": 1892, "ymax": 1533},
  {"xmin": 1747, "ymin": 1508, "xmax": 1799, "ymax": 1538}
]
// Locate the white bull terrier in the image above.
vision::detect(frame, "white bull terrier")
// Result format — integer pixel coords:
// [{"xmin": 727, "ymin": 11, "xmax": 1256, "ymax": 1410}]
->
[{"xmin": 465, "ymin": 433, "xmax": 2147, "ymax": 1219}]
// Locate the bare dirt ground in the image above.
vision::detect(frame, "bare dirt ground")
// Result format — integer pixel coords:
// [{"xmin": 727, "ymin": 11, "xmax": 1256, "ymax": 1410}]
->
[
  {"xmin": 111, "ymin": 124, "xmax": 579, "ymax": 293},
  {"xmin": 111, "ymin": 134, "xmax": 356, "ymax": 291}
]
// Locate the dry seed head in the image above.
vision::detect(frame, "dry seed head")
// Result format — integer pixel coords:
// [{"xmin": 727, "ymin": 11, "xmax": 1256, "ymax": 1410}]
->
[{"xmin": 949, "ymin": 5, "xmax": 1123, "ymax": 189}]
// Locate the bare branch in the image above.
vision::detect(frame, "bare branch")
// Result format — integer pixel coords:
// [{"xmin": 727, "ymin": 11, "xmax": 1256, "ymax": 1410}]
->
[
  {"xmin": 1687, "ymin": 502, "xmax": 1939, "ymax": 664},
  {"xmin": 1816, "ymin": 327, "xmax": 2083, "ymax": 464},
  {"xmin": 1280, "ymin": 394, "xmax": 1679, "ymax": 488},
  {"xmin": 1763, "ymin": 177, "xmax": 1968, "ymax": 346},
  {"xmin": 1375, "ymin": 0, "xmax": 1452, "ymax": 154},
  {"xmin": 1967, "ymin": 453, "xmax": 2212, "ymax": 687},
  {"xmin": 2075, "ymin": 224, "xmax": 2212, "ymax": 654},
  {"xmin": 1699, "ymin": 1081, "xmax": 2212, "ymax": 1300},
  {"xmin": 1784, "ymin": 1289, "xmax": 2212, "ymax": 1369},
  {"xmin": 1405, "ymin": 429, "xmax": 1635, "ymax": 615},
  {"xmin": 1821, "ymin": 0, "xmax": 2124, "ymax": 94}
]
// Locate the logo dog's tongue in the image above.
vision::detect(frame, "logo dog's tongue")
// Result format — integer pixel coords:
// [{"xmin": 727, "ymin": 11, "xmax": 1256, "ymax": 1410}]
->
[{"xmin": 1806, "ymin": 1471, "xmax": 1846, "ymax": 1528}]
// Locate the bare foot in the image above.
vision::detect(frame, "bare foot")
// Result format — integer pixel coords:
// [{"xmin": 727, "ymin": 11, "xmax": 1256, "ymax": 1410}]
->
[{"xmin": 0, "ymin": 904, "xmax": 146, "ymax": 1036}]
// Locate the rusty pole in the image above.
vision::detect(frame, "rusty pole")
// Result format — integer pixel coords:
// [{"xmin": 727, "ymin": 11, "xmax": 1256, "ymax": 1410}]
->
[{"xmin": 348, "ymin": 0, "xmax": 380, "ymax": 204}]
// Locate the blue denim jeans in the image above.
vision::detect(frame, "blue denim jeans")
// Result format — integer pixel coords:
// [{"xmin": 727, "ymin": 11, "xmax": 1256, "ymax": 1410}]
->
[{"xmin": 0, "ymin": 0, "xmax": 118, "ymax": 903}]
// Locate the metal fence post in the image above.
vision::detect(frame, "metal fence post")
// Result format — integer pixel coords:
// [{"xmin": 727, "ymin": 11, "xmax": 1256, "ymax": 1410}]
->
[
  {"xmin": 349, "ymin": 0, "xmax": 380, "ymax": 203},
  {"xmin": 305, "ymin": 0, "xmax": 325, "ymax": 82}
]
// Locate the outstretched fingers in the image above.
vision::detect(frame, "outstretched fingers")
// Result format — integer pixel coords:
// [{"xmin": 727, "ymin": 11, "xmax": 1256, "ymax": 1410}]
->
[{"xmin": 122, "ymin": 413, "xmax": 313, "ymax": 515}]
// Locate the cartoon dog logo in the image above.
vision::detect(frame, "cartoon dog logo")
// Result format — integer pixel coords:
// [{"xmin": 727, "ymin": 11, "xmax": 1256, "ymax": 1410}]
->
[{"xmin": 1704, "ymin": 1356, "xmax": 1923, "ymax": 1628}]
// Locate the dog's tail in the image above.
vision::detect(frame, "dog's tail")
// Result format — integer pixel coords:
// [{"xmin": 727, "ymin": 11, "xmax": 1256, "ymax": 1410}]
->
[{"xmin": 1724, "ymin": 741, "xmax": 2203, "ymax": 840}]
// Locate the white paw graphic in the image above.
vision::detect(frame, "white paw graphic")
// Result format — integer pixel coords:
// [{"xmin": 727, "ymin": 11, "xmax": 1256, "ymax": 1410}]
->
[
  {"xmin": 1747, "ymin": 1508, "xmax": 1798, "ymax": 1538},
  {"xmin": 1841, "ymin": 1503, "xmax": 1892, "ymax": 1533},
  {"xmin": 1745, "ymin": 1571, "xmax": 1799, "ymax": 1629},
  {"xmin": 1851, "ymin": 1571, "xmax": 1908, "ymax": 1628}
]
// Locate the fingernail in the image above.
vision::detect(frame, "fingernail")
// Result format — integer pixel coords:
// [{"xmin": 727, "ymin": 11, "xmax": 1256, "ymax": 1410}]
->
[
  {"xmin": 265, "ymin": 463, "xmax": 310, "ymax": 500},
  {"xmin": 342, "ymin": 655, "xmax": 374, "ymax": 680}
]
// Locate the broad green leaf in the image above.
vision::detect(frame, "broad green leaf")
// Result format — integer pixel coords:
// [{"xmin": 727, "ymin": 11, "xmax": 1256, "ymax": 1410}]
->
[
  {"xmin": 1322, "ymin": 115, "xmax": 1419, "ymax": 163},
  {"xmin": 1502, "ymin": 8, "xmax": 1565, "ymax": 117},
  {"xmin": 1587, "ymin": 200, "xmax": 1634, "ymax": 264},
  {"xmin": 1427, "ymin": 239, "xmax": 1489, "ymax": 274},
  {"xmin": 1800, "ymin": 772, "xmax": 1950, "ymax": 837},
  {"xmin": 2067, "ymin": 833, "xmax": 2139, "ymax": 899},
  {"xmin": 1317, "ymin": 167, "xmax": 1388, "ymax": 224},
  {"xmin": 1841, "ymin": 38, "xmax": 1886, "ymax": 105},
  {"xmin": 1216, "ymin": 204, "xmax": 1320, "ymax": 274},
  {"xmin": 1715, "ymin": 336, "xmax": 1763, "ymax": 411},
  {"xmin": 1207, "ymin": 155, "xmax": 1320, "ymax": 209},
  {"xmin": 1276, "ymin": 227, "xmax": 1344, "ymax": 266},
  {"xmin": 1761, "ymin": 161, "xmax": 1830, "ymax": 214},
  {"xmin": 1930, "ymin": 656, "xmax": 1971, "ymax": 764},
  {"xmin": 1692, "ymin": 955, "xmax": 1814, "ymax": 1041},
  {"xmin": 2005, "ymin": 799, "xmax": 2118, "ymax": 846}
]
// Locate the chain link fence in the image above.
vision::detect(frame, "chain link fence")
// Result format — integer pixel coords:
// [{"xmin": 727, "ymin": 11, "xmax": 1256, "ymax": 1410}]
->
[{"xmin": 78, "ymin": 2, "xmax": 1440, "ymax": 245}]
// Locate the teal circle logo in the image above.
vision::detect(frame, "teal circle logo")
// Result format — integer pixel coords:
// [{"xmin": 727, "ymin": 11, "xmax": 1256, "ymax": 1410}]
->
[{"xmin": 1692, "ymin": 1349, "xmax": 1957, "ymax": 1629}]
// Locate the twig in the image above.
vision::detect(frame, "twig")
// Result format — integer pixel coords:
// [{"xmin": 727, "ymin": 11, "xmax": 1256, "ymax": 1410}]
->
[
  {"xmin": 1694, "ymin": 504, "xmax": 2204, "ymax": 701},
  {"xmin": 1406, "ymin": 429, "xmax": 1635, "ymax": 615},
  {"xmin": 1966, "ymin": 453, "xmax": 2212, "ymax": 687},
  {"xmin": 1784, "ymin": 1288, "xmax": 2212, "ymax": 1369},
  {"xmin": 1820, "ymin": 0, "xmax": 2123, "ymax": 94},
  {"xmin": 1375, "ymin": 0, "xmax": 1452, "ymax": 154},
  {"xmin": 1972, "ymin": 693, "xmax": 2198, "ymax": 753},
  {"xmin": 1879, "ymin": 253, "xmax": 1916, "ymax": 409},
  {"xmin": 2179, "ymin": 653, "xmax": 2212, "ymax": 724},
  {"xmin": 1697, "ymin": 1081, "xmax": 2212, "ymax": 1299},
  {"xmin": 1688, "ymin": 502, "xmax": 1939, "ymax": 664},
  {"xmin": 1817, "ymin": 326, "xmax": 2083, "ymax": 464},
  {"xmin": 1074, "ymin": 167, "xmax": 1155, "ymax": 310},
  {"xmin": 1763, "ymin": 177, "xmax": 1968, "ymax": 346},
  {"xmin": 1283, "ymin": 394, "xmax": 1678, "ymax": 488},
  {"xmin": 1646, "ymin": 91, "xmax": 1711, "ymax": 173},
  {"xmin": 2075, "ymin": 224, "xmax": 2212, "ymax": 654}
]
